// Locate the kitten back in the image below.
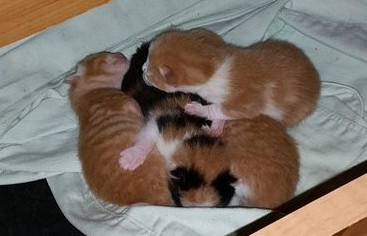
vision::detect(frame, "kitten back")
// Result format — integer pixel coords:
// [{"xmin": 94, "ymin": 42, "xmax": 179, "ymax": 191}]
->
[
  {"xmin": 69, "ymin": 52, "xmax": 172, "ymax": 206},
  {"xmin": 223, "ymin": 116, "xmax": 299, "ymax": 208}
]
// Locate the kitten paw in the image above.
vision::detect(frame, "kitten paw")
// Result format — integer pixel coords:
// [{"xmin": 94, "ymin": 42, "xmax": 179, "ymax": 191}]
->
[
  {"xmin": 185, "ymin": 102, "xmax": 206, "ymax": 117},
  {"xmin": 202, "ymin": 120, "xmax": 225, "ymax": 137},
  {"xmin": 119, "ymin": 147, "xmax": 147, "ymax": 170}
]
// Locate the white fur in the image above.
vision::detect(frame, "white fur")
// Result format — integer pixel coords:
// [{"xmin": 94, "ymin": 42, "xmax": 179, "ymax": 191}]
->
[
  {"xmin": 156, "ymin": 138, "xmax": 180, "ymax": 168},
  {"xmin": 263, "ymin": 82, "xmax": 284, "ymax": 121},
  {"xmin": 119, "ymin": 119, "xmax": 159, "ymax": 170},
  {"xmin": 177, "ymin": 57, "xmax": 232, "ymax": 104},
  {"xmin": 180, "ymin": 57, "xmax": 233, "ymax": 121},
  {"xmin": 142, "ymin": 60, "xmax": 154, "ymax": 87},
  {"xmin": 232, "ymin": 182, "xmax": 251, "ymax": 206},
  {"xmin": 156, "ymin": 130, "xmax": 192, "ymax": 168},
  {"xmin": 142, "ymin": 59, "xmax": 148, "ymax": 72},
  {"xmin": 185, "ymin": 102, "xmax": 230, "ymax": 120},
  {"xmin": 228, "ymin": 194, "xmax": 242, "ymax": 206},
  {"xmin": 263, "ymin": 103, "xmax": 284, "ymax": 121}
]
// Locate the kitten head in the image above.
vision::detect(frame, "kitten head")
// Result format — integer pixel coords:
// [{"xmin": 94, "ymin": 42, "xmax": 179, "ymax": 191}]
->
[
  {"xmin": 67, "ymin": 52, "xmax": 130, "ymax": 93},
  {"xmin": 168, "ymin": 136, "xmax": 237, "ymax": 207},
  {"xmin": 143, "ymin": 28, "xmax": 227, "ymax": 92}
]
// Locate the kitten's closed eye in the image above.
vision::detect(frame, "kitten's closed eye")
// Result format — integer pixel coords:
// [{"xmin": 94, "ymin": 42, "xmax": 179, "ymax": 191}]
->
[
  {"xmin": 211, "ymin": 170, "xmax": 237, "ymax": 207},
  {"xmin": 169, "ymin": 167, "xmax": 237, "ymax": 207},
  {"xmin": 168, "ymin": 167, "xmax": 205, "ymax": 207},
  {"xmin": 169, "ymin": 167, "xmax": 205, "ymax": 191}
]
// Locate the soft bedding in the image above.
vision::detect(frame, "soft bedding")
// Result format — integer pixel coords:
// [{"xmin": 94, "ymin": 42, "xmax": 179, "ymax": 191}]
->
[{"xmin": 1, "ymin": 0, "xmax": 367, "ymax": 235}]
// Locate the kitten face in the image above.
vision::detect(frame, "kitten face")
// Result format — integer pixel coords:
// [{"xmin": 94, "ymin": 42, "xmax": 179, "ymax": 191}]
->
[
  {"xmin": 69, "ymin": 52, "xmax": 130, "ymax": 90},
  {"xmin": 142, "ymin": 28, "xmax": 227, "ymax": 92},
  {"xmin": 169, "ymin": 167, "xmax": 237, "ymax": 207},
  {"xmin": 167, "ymin": 135, "xmax": 237, "ymax": 208},
  {"xmin": 142, "ymin": 49, "xmax": 184, "ymax": 92}
]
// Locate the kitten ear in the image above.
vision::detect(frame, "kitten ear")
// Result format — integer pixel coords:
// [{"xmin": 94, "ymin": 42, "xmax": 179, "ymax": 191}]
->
[
  {"xmin": 160, "ymin": 65, "xmax": 179, "ymax": 86},
  {"xmin": 65, "ymin": 74, "xmax": 80, "ymax": 85}
]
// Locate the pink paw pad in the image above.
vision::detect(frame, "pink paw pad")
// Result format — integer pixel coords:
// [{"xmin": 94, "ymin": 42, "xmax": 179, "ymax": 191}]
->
[
  {"xmin": 184, "ymin": 102, "xmax": 205, "ymax": 117},
  {"xmin": 119, "ymin": 147, "xmax": 147, "ymax": 170}
]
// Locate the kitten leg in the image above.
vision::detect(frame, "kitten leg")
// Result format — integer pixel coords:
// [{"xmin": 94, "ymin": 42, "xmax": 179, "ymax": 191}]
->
[
  {"xmin": 202, "ymin": 119, "xmax": 225, "ymax": 137},
  {"xmin": 119, "ymin": 119, "xmax": 158, "ymax": 170},
  {"xmin": 184, "ymin": 102, "xmax": 230, "ymax": 120},
  {"xmin": 185, "ymin": 102, "xmax": 228, "ymax": 136}
]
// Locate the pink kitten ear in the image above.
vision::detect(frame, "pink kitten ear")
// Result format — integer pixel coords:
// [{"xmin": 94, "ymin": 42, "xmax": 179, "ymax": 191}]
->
[
  {"xmin": 65, "ymin": 74, "xmax": 80, "ymax": 85},
  {"xmin": 159, "ymin": 65, "xmax": 178, "ymax": 86}
]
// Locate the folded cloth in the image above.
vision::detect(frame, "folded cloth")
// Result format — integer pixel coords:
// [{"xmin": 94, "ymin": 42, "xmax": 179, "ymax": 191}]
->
[{"xmin": 1, "ymin": 0, "xmax": 367, "ymax": 235}]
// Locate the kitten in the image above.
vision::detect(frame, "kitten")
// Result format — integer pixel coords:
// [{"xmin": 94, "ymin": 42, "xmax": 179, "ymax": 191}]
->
[
  {"xmin": 169, "ymin": 115, "xmax": 299, "ymax": 208},
  {"xmin": 143, "ymin": 28, "xmax": 320, "ymax": 135},
  {"xmin": 68, "ymin": 52, "xmax": 172, "ymax": 206},
  {"xmin": 119, "ymin": 42, "xmax": 209, "ymax": 170}
]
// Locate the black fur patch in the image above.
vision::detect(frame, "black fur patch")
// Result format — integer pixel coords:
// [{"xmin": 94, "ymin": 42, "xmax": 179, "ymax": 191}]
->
[
  {"xmin": 184, "ymin": 134, "xmax": 221, "ymax": 148},
  {"xmin": 168, "ymin": 178, "xmax": 182, "ymax": 207},
  {"xmin": 169, "ymin": 167, "xmax": 206, "ymax": 207},
  {"xmin": 156, "ymin": 113, "xmax": 209, "ymax": 133},
  {"xmin": 120, "ymin": 42, "xmax": 210, "ymax": 123},
  {"xmin": 170, "ymin": 167, "xmax": 205, "ymax": 191},
  {"xmin": 211, "ymin": 169, "xmax": 238, "ymax": 207},
  {"xmin": 188, "ymin": 93, "xmax": 210, "ymax": 106},
  {"xmin": 157, "ymin": 114, "xmax": 187, "ymax": 133},
  {"xmin": 121, "ymin": 42, "xmax": 170, "ymax": 117}
]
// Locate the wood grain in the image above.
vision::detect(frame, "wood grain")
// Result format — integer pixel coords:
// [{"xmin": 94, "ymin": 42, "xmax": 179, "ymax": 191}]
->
[
  {"xmin": 0, "ymin": 0, "xmax": 111, "ymax": 47},
  {"xmin": 251, "ymin": 174, "xmax": 367, "ymax": 236},
  {"xmin": 333, "ymin": 217, "xmax": 367, "ymax": 236}
]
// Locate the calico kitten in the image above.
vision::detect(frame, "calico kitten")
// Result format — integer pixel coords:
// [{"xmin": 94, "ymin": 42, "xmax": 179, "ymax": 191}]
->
[
  {"xmin": 68, "ymin": 52, "xmax": 172, "ymax": 205},
  {"xmin": 143, "ymin": 28, "xmax": 320, "ymax": 135},
  {"xmin": 119, "ymin": 42, "xmax": 209, "ymax": 170},
  {"xmin": 169, "ymin": 115, "xmax": 299, "ymax": 208}
]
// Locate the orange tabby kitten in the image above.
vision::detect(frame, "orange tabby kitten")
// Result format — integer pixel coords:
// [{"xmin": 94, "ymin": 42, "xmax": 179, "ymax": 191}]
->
[
  {"xmin": 68, "ymin": 52, "xmax": 172, "ymax": 206},
  {"xmin": 169, "ymin": 115, "xmax": 299, "ymax": 208},
  {"xmin": 143, "ymin": 28, "xmax": 320, "ymax": 135}
]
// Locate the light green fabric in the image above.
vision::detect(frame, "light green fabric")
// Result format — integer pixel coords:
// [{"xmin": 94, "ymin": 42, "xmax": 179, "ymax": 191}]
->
[{"xmin": 1, "ymin": 0, "xmax": 367, "ymax": 235}]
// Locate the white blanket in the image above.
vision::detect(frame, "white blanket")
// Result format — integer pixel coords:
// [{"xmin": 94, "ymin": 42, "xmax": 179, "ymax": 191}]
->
[{"xmin": 1, "ymin": 0, "xmax": 367, "ymax": 235}]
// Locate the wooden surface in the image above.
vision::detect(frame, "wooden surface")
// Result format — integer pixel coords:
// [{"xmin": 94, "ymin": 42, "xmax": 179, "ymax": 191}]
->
[
  {"xmin": 0, "ymin": 0, "xmax": 111, "ymax": 47},
  {"xmin": 334, "ymin": 217, "xmax": 367, "ymax": 236},
  {"xmin": 251, "ymin": 174, "xmax": 367, "ymax": 236}
]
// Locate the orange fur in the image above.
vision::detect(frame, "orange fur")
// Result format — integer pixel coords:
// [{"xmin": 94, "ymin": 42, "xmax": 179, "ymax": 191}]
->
[
  {"xmin": 145, "ymin": 28, "xmax": 320, "ymax": 126},
  {"xmin": 224, "ymin": 116, "xmax": 299, "ymax": 208},
  {"xmin": 146, "ymin": 28, "xmax": 227, "ymax": 90},
  {"xmin": 68, "ymin": 52, "xmax": 172, "ymax": 206},
  {"xmin": 172, "ymin": 116, "xmax": 299, "ymax": 208}
]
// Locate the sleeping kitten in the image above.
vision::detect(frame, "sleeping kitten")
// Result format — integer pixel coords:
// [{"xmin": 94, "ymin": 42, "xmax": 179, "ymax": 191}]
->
[
  {"xmin": 169, "ymin": 115, "xmax": 299, "ymax": 208},
  {"xmin": 119, "ymin": 42, "xmax": 209, "ymax": 170},
  {"xmin": 68, "ymin": 52, "xmax": 172, "ymax": 205},
  {"xmin": 143, "ymin": 28, "xmax": 320, "ymax": 135}
]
